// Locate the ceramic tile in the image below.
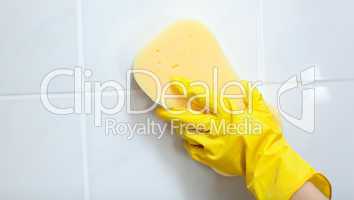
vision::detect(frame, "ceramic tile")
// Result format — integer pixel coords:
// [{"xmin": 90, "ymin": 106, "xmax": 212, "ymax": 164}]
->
[
  {"xmin": 82, "ymin": 0, "xmax": 261, "ymax": 87},
  {"xmin": 85, "ymin": 89, "xmax": 253, "ymax": 200},
  {"xmin": 263, "ymin": 0, "xmax": 354, "ymax": 82},
  {"xmin": 0, "ymin": 0, "xmax": 78, "ymax": 94},
  {"xmin": 0, "ymin": 96, "xmax": 84, "ymax": 200}
]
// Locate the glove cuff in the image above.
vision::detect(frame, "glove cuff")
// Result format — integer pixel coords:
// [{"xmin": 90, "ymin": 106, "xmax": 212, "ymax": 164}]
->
[
  {"xmin": 245, "ymin": 142, "xmax": 331, "ymax": 200},
  {"xmin": 308, "ymin": 172, "xmax": 332, "ymax": 199}
]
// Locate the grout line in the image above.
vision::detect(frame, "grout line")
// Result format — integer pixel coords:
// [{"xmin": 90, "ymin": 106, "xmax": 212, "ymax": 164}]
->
[
  {"xmin": 260, "ymin": 78, "xmax": 354, "ymax": 85},
  {"xmin": 76, "ymin": 0, "xmax": 90, "ymax": 199},
  {"xmin": 257, "ymin": 0, "xmax": 266, "ymax": 81},
  {"xmin": 0, "ymin": 89, "xmax": 143, "ymax": 99},
  {"xmin": 0, "ymin": 93, "xmax": 76, "ymax": 100},
  {"xmin": 0, "ymin": 78, "xmax": 354, "ymax": 100},
  {"xmin": 0, "ymin": 93, "xmax": 41, "ymax": 101},
  {"xmin": 80, "ymin": 114, "xmax": 89, "ymax": 200},
  {"xmin": 0, "ymin": 91, "xmax": 75, "ymax": 97}
]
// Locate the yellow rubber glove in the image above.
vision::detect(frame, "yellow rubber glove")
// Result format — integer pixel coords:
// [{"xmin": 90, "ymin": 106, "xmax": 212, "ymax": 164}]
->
[{"xmin": 155, "ymin": 79, "xmax": 331, "ymax": 200}]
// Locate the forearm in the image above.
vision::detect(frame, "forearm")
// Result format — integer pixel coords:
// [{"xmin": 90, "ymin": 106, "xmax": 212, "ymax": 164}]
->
[{"xmin": 292, "ymin": 182, "xmax": 328, "ymax": 200}]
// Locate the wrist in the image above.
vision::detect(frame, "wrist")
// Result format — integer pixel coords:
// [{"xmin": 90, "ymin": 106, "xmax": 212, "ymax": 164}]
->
[{"xmin": 244, "ymin": 134, "xmax": 330, "ymax": 200}]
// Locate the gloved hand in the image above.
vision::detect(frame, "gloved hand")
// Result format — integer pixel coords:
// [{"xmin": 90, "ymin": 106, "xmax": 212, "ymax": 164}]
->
[{"xmin": 155, "ymin": 78, "xmax": 331, "ymax": 200}]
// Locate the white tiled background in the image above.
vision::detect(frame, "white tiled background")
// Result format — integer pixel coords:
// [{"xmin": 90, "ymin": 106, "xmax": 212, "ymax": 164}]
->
[{"xmin": 0, "ymin": 0, "xmax": 353, "ymax": 199}]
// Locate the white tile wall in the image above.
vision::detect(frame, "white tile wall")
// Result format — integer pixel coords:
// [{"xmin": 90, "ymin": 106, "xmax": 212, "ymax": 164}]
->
[
  {"xmin": 0, "ymin": 0, "xmax": 78, "ymax": 94},
  {"xmin": 0, "ymin": 96, "xmax": 84, "ymax": 200},
  {"xmin": 1, "ymin": 0, "xmax": 353, "ymax": 199},
  {"xmin": 85, "ymin": 90, "xmax": 252, "ymax": 200},
  {"xmin": 262, "ymin": 0, "xmax": 354, "ymax": 82},
  {"xmin": 82, "ymin": 0, "xmax": 261, "ymax": 83}
]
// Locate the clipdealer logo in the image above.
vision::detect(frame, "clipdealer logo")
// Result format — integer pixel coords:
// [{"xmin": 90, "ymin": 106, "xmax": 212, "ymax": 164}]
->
[
  {"xmin": 277, "ymin": 66, "xmax": 316, "ymax": 133},
  {"xmin": 40, "ymin": 66, "xmax": 317, "ymax": 137}
]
